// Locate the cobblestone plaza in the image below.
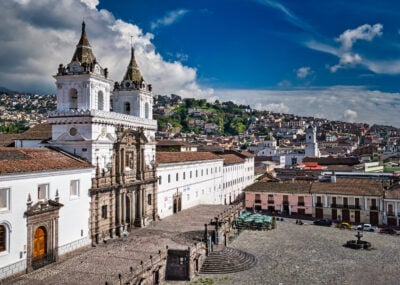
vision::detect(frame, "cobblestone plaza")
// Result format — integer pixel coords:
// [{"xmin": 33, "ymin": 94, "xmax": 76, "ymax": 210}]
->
[{"xmin": 9, "ymin": 205, "xmax": 400, "ymax": 285}]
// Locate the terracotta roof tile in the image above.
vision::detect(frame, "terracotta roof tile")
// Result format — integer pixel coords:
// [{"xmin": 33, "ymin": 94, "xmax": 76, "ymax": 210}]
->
[
  {"xmin": 0, "ymin": 147, "xmax": 93, "ymax": 174},
  {"xmin": 156, "ymin": 152, "xmax": 222, "ymax": 164},
  {"xmin": 311, "ymin": 178, "xmax": 383, "ymax": 196},
  {"xmin": 17, "ymin": 123, "xmax": 52, "ymax": 140},
  {"xmin": 245, "ymin": 181, "xmax": 312, "ymax": 193},
  {"xmin": 0, "ymin": 134, "xmax": 19, "ymax": 147},
  {"xmin": 245, "ymin": 178, "xmax": 383, "ymax": 196},
  {"xmin": 217, "ymin": 153, "xmax": 244, "ymax": 165}
]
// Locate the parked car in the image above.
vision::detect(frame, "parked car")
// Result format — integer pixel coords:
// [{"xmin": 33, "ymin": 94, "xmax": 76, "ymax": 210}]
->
[
  {"xmin": 379, "ymin": 227, "xmax": 399, "ymax": 235},
  {"xmin": 313, "ymin": 219, "xmax": 332, "ymax": 227},
  {"xmin": 357, "ymin": 224, "xmax": 375, "ymax": 232},
  {"xmin": 336, "ymin": 222, "xmax": 351, "ymax": 229}
]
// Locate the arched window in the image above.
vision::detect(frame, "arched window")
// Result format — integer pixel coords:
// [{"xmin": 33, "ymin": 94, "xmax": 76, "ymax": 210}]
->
[
  {"xmin": 97, "ymin": 91, "xmax": 104, "ymax": 110},
  {"xmin": 124, "ymin": 102, "xmax": 131, "ymax": 115},
  {"xmin": 145, "ymin": 102, "xmax": 150, "ymax": 119},
  {"xmin": 0, "ymin": 225, "xmax": 6, "ymax": 252},
  {"xmin": 69, "ymin": 89, "xmax": 78, "ymax": 110}
]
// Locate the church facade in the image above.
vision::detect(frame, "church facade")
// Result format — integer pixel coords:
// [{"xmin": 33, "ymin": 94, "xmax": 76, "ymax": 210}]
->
[{"xmin": 48, "ymin": 22, "xmax": 158, "ymax": 242}]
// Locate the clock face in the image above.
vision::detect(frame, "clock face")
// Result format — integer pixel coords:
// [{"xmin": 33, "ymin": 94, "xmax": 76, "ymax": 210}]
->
[{"xmin": 125, "ymin": 81, "xmax": 131, "ymax": 88}]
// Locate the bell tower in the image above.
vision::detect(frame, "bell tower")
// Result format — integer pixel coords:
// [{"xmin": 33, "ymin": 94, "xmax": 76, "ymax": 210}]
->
[
  {"xmin": 48, "ymin": 22, "xmax": 115, "ymax": 168},
  {"xmin": 305, "ymin": 124, "xmax": 320, "ymax": 157},
  {"xmin": 111, "ymin": 46, "xmax": 153, "ymax": 120}
]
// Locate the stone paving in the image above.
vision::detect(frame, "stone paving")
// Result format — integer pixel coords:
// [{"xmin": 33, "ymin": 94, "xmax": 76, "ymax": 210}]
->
[
  {"xmin": 192, "ymin": 219, "xmax": 400, "ymax": 285},
  {"xmin": 9, "ymin": 204, "xmax": 228, "ymax": 285},
  {"xmin": 10, "ymin": 207, "xmax": 400, "ymax": 285}
]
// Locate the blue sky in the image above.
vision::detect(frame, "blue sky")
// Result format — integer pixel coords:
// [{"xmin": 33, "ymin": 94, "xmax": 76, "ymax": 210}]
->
[{"xmin": 1, "ymin": 0, "xmax": 400, "ymax": 126}]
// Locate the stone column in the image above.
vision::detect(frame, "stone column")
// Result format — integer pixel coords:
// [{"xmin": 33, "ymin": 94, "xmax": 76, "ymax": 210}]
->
[
  {"xmin": 121, "ymin": 192, "xmax": 125, "ymax": 230},
  {"xmin": 324, "ymin": 195, "xmax": 328, "ymax": 207},
  {"xmin": 364, "ymin": 197, "xmax": 368, "ymax": 210},
  {"xmin": 116, "ymin": 191, "xmax": 121, "ymax": 236},
  {"xmin": 134, "ymin": 187, "xmax": 143, "ymax": 227}
]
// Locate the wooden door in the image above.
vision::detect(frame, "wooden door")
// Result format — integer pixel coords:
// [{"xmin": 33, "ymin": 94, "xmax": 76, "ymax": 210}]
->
[
  {"xmin": 354, "ymin": 211, "xmax": 360, "ymax": 224},
  {"xmin": 342, "ymin": 209, "xmax": 350, "ymax": 222},
  {"xmin": 316, "ymin": 208, "xmax": 323, "ymax": 219},
  {"xmin": 332, "ymin": 209, "xmax": 337, "ymax": 221},
  {"xmin": 33, "ymin": 227, "xmax": 46, "ymax": 260},
  {"xmin": 370, "ymin": 211, "xmax": 379, "ymax": 226}
]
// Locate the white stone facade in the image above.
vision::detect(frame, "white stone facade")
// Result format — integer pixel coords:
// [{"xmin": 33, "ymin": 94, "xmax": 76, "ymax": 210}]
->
[
  {"xmin": 157, "ymin": 159, "xmax": 224, "ymax": 219},
  {"xmin": 0, "ymin": 168, "xmax": 93, "ymax": 279}
]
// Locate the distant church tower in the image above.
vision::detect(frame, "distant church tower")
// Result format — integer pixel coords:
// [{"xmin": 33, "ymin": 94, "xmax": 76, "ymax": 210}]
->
[{"xmin": 305, "ymin": 124, "xmax": 320, "ymax": 157}]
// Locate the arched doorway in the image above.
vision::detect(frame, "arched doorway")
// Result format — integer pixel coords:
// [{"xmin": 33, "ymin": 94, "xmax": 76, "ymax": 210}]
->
[{"xmin": 33, "ymin": 227, "xmax": 47, "ymax": 262}]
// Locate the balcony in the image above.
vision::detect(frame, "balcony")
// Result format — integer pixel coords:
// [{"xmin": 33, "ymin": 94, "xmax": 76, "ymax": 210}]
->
[
  {"xmin": 297, "ymin": 202, "xmax": 305, "ymax": 206},
  {"xmin": 330, "ymin": 204, "xmax": 361, "ymax": 209},
  {"xmin": 267, "ymin": 200, "xmax": 274, "ymax": 204},
  {"xmin": 283, "ymin": 201, "xmax": 289, "ymax": 205},
  {"xmin": 254, "ymin": 199, "xmax": 262, "ymax": 204},
  {"xmin": 387, "ymin": 212, "xmax": 395, "ymax": 217},
  {"xmin": 370, "ymin": 206, "xmax": 378, "ymax": 211},
  {"xmin": 316, "ymin": 202, "xmax": 323, "ymax": 207}
]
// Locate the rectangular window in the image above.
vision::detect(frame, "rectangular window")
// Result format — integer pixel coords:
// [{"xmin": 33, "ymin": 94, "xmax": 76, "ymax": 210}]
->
[
  {"xmin": 176, "ymin": 173, "xmax": 179, "ymax": 181},
  {"xmin": 187, "ymin": 194, "xmax": 190, "ymax": 201},
  {"xmin": 158, "ymin": 176, "xmax": 162, "ymax": 185},
  {"xmin": 196, "ymin": 170, "xmax": 198, "ymax": 177},
  {"xmin": 148, "ymin": 194, "xmax": 152, "ymax": 205},
  {"xmin": 190, "ymin": 171, "xmax": 192, "ymax": 178},
  {"xmin": 70, "ymin": 180, "xmax": 80, "ymax": 198},
  {"xmin": 101, "ymin": 205, "xmax": 108, "ymax": 219},
  {"xmin": 38, "ymin": 184, "xmax": 49, "ymax": 200},
  {"xmin": 0, "ymin": 188, "xmax": 9, "ymax": 211},
  {"xmin": 168, "ymin": 174, "xmax": 171, "ymax": 183},
  {"xmin": 183, "ymin": 172, "xmax": 186, "ymax": 180}
]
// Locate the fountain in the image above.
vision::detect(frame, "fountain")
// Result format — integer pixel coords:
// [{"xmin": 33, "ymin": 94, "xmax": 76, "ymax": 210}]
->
[{"xmin": 345, "ymin": 231, "xmax": 371, "ymax": 250}]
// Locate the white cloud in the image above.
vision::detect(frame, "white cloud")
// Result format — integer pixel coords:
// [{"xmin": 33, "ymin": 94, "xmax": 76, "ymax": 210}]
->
[
  {"xmin": 330, "ymin": 23, "xmax": 382, "ymax": 72},
  {"xmin": 257, "ymin": 0, "xmax": 312, "ymax": 32},
  {"xmin": 151, "ymin": 9, "xmax": 189, "ymax": 30},
  {"xmin": 343, "ymin": 109, "xmax": 358, "ymax": 122},
  {"xmin": 296, "ymin": 67, "xmax": 311, "ymax": 79},
  {"xmin": 337, "ymin": 24, "xmax": 383, "ymax": 51},
  {"xmin": 80, "ymin": 0, "xmax": 99, "ymax": 9},
  {"xmin": 0, "ymin": 0, "xmax": 210, "ymax": 98}
]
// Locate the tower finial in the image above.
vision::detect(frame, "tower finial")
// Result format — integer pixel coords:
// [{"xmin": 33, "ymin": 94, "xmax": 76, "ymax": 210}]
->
[{"xmin": 82, "ymin": 21, "xmax": 86, "ymax": 34}]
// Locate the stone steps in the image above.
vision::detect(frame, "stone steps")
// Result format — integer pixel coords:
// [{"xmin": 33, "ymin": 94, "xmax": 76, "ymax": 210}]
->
[{"xmin": 199, "ymin": 247, "xmax": 257, "ymax": 274}]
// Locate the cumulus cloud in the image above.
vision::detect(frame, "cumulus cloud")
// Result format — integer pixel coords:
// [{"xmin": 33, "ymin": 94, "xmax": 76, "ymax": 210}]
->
[
  {"xmin": 80, "ymin": 0, "xmax": 99, "ymax": 9},
  {"xmin": 151, "ymin": 9, "xmax": 189, "ymax": 30},
  {"xmin": 296, "ymin": 67, "xmax": 312, "ymax": 79},
  {"xmin": 343, "ymin": 109, "xmax": 358, "ymax": 122},
  {"xmin": 0, "ymin": 0, "xmax": 210, "ymax": 97}
]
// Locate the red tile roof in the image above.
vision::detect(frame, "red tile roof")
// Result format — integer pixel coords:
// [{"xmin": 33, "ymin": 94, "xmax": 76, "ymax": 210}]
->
[
  {"xmin": 0, "ymin": 147, "xmax": 93, "ymax": 174},
  {"xmin": 156, "ymin": 152, "xmax": 222, "ymax": 164},
  {"xmin": 217, "ymin": 153, "xmax": 244, "ymax": 165},
  {"xmin": 311, "ymin": 178, "xmax": 383, "ymax": 196},
  {"xmin": 17, "ymin": 123, "xmax": 52, "ymax": 140}
]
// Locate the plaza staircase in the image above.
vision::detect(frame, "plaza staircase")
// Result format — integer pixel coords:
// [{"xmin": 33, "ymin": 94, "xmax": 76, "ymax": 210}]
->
[{"xmin": 199, "ymin": 247, "xmax": 257, "ymax": 274}]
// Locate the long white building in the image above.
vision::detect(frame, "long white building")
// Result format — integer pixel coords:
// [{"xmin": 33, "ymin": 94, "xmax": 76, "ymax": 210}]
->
[
  {"xmin": 156, "ymin": 148, "xmax": 254, "ymax": 219},
  {"xmin": 0, "ymin": 148, "xmax": 93, "ymax": 279}
]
